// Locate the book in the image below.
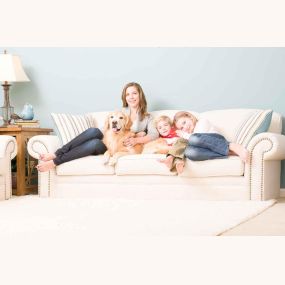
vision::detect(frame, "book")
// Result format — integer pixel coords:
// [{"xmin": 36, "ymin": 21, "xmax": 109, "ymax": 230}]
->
[
  {"xmin": 20, "ymin": 124, "xmax": 40, "ymax": 128},
  {"xmin": 14, "ymin": 119, "xmax": 40, "ymax": 128},
  {"xmin": 14, "ymin": 119, "xmax": 39, "ymax": 124},
  {"xmin": 5, "ymin": 125, "xmax": 22, "ymax": 128}
]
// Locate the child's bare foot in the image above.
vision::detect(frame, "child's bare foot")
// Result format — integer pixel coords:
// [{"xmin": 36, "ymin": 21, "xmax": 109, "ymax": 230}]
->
[
  {"xmin": 39, "ymin": 153, "xmax": 56, "ymax": 161},
  {"xmin": 36, "ymin": 160, "xmax": 56, "ymax": 172},
  {"xmin": 158, "ymin": 155, "xmax": 174, "ymax": 169},
  {"xmin": 175, "ymin": 160, "xmax": 185, "ymax": 174},
  {"xmin": 229, "ymin": 143, "xmax": 249, "ymax": 163}
]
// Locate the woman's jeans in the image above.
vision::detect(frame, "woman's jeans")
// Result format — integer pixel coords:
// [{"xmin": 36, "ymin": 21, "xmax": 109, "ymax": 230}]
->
[
  {"xmin": 184, "ymin": 133, "xmax": 229, "ymax": 161},
  {"xmin": 53, "ymin": 128, "xmax": 107, "ymax": 165}
]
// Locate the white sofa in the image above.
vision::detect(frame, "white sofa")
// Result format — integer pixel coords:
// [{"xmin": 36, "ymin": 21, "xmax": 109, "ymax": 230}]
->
[
  {"xmin": 27, "ymin": 109, "xmax": 285, "ymax": 201},
  {"xmin": 0, "ymin": 135, "xmax": 17, "ymax": 200}
]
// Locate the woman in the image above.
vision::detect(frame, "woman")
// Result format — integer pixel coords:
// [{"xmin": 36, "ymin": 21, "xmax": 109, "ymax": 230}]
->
[
  {"xmin": 121, "ymin": 82, "xmax": 158, "ymax": 147},
  {"xmin": 37, "ymin": 82, "xmax": 158, "ymax": 172}
]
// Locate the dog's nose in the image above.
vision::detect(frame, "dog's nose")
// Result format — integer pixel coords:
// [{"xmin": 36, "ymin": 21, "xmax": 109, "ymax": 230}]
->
[{"xmin": 112, "ymin": 121, "xmax": 117, "ymax": 127}]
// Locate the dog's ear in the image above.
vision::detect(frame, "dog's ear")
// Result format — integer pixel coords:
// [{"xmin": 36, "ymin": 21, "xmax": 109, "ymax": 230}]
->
[
  {"xmin": 104, "ymin": 114, "xmax": 110, "ymax": 132},
  {"xmin": 125, "ymin": 114, "xmax": 132, "ymax": 131}
]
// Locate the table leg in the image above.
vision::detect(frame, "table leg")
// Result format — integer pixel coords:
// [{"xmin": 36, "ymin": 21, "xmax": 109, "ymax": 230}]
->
[{"xmin": 15, "ymin": 134, "xmax": 26, "ymax": 195}]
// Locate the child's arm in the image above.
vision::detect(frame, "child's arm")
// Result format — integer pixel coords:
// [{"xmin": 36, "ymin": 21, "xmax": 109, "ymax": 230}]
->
[
  {"xmin": 194, "ymin": 118, "xmax": 218, "ymax": 133},
  {"xmin": 176, "ymin": 130, "xmax": 191, "ymax": 140}
]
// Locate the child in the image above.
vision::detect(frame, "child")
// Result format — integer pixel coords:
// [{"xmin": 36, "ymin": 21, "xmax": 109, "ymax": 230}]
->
[
  {"xmin": 155, "ymin": 115, "xmax": 179, "ymax": 146},
  {"xmin": 160, "ymin": 111, "xmax": 249, "ymax": 174},
  {"xmin": 142, "ymin": 115, "xmax": 179, "ymax": 154}
]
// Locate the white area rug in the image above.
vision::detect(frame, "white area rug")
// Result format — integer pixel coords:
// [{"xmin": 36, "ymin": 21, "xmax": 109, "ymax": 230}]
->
[{"xmin": 0, "ymin": 196, "xmax": 276, "ymax": 236}]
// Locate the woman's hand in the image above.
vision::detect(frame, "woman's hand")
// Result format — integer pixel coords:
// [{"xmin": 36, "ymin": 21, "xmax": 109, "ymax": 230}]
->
[
  {"xmin": 135, "ymin": 131, "xmax": 146, "ymax": 137},
  {"xmin": 124, "ymin": 136, "xmax": 138, "ymax": 147}
]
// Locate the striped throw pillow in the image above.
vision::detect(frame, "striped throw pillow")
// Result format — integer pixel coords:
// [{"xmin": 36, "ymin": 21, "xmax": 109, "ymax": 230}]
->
[
  {"xmin": 235, "ymin": 109, "xmax": 273, "ymax": 146},
  {"xmin": 51, "ymin": 113, "xmax": 92, "ymax": 145}
]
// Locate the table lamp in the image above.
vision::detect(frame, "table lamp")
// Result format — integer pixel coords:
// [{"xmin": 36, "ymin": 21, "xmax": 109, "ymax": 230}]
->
[{"xmin": 0, "ymin": 50, "xmax": 30, "ymax": 126}]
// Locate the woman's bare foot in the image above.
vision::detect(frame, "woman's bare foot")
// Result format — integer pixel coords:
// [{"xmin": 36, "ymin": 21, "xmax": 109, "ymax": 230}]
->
[
  {"xmin": 229, "ymin": 143, "xmax": 249, "ymax": 163},
  {"xmin": 175, "ymin": 160, "xmax": 185, "ymax": 174},
  {"xmin": 36, "ymin": 160, "xmax": 56, "ymax": 172},
  {"xmin": 39, "ymin": 153, "xmax": 56, "ymax": 161},
  {"xmin": 158, "ymin": 155, "xmax": 174, "ymax": 169}
]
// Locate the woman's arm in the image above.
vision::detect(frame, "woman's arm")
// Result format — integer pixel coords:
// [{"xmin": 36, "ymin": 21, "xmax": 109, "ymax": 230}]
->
[
  {"xmin": 146, "ymin": 115, "xmax": 159, "ymax": 140},
  {"xmin": 134, "ymin": 134, "xmax": 153, "ymax": 144},
  {"xmin": 124, "ymin": 115, "xmax": 159, "ymax": 147},
  {"xmin": 124, "ymin": 134, "xmax": 152, "ymax": 147}
]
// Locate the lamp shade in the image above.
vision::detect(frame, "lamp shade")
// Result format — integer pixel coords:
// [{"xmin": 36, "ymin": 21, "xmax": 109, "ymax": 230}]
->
[{"xmin": 0, "ymin": 53, "xmax": 30, "ymax": 82}]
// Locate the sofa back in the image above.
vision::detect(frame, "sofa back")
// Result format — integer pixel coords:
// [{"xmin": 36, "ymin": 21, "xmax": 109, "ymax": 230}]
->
[
  {"xmin": 53, "ymin": 108, "xmax": 281, "ymax": 145},
  {"xmin": 87, "ymin": 108, "xmax": 281, "ymax": 145},
  {"xmin": 198, "ymin": 109, "xmax": 281, "ymax": 144}
]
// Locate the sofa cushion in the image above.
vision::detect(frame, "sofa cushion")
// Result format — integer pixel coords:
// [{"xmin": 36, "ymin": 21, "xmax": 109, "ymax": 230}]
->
[
  {"xmin": 51, "ymin": 113, "xmax": 92, "ymax": 145},
  {"xmin": 151, "ymin": 110, "xmax": 200, "ymax": 123},
  {"xmin": 268, "ymin": 112, "xmax": 282, "ymax": 133},
  {"xmin": 150, "ymin": 109, "xmax": 274, "ymax": 147},
  {"xmin": 199, "ymin": 109, "xmax": 273, "ymax": 146},
  {"xmin": 115, "ymin": 154, "xmax": 177, "ymax": 176},
  {"xmin": 85, "ymin": 111, "xmax": 110, "ymax": 131},
  {"xmin": 56, "ymin": 156, "xmax": 114, "ymax": 175},
  {"xmin": 180, "ymin": 156, "xmax": 244, "ymax": 178},
  {"xmin": 235, "ymin": 109, "xmax": 273, "ymax": 146},
  {"xmin": 115, "ymin": 154, "xmax": 244, "ymax": 177},
  {"xmin": 52, "ymin": 109, "xmax": 277, "ymax": 147}
]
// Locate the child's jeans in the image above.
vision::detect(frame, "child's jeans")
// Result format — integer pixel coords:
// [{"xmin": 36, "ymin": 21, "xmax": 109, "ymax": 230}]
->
[{"xmin": 184, "ymin": 133, "xmax": 229, "ymax": 161}]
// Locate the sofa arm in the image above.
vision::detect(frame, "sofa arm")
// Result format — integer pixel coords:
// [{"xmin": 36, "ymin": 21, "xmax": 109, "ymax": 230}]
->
[
  {"xmin": 245, "ymin": 132, "xmax": 285, "ymax": 200},
  {"xmin": 27, "ymin": 135, "xmax": 61, "ymax": 159},
  {"xmin": 0, "ymin": 135, "xmax": 17, "ymax": 159},
  {"xmin": 247, "ymin": 132, "xmax": 285, "ymax": 161}
]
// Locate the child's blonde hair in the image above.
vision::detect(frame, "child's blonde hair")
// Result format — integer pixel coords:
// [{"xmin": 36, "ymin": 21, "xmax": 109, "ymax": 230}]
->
[
  {"xmin": 173, "ymin": 111, "xmax": 198, "ymax": 126},
  {"xmin": 154, "ymin": 115, "xmax": 173, "ymax": 129}
]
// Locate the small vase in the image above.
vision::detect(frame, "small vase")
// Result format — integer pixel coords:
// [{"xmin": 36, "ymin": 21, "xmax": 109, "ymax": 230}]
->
[{"xmin": 21, "ymin": 103, "xmax": 34, "ymax": 120}]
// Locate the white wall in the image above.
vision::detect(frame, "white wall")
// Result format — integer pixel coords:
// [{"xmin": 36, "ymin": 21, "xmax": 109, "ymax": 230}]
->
[{"xmin": 2, "ymin": 47, "xmax": 285, "ymax": 185}]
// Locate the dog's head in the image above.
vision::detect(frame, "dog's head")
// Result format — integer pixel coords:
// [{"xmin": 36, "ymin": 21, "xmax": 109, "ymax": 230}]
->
[{"xmin": 104, "ymin": 111, "xmax": 132, "ymax": 133}]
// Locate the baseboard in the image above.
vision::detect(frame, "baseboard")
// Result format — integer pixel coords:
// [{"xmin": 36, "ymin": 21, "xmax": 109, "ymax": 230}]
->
[{"xmin": 280, "ymin": 188, "xmax": 285, "ymax": 197}]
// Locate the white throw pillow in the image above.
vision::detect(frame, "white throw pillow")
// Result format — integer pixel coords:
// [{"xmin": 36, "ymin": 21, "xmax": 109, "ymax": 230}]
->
[
  {"xmin": 235, "ymin": 109, "xmax": 273, "ymax": 146},
  {"xmin": 51, "ymin": 113, "xmax": 92, "ymax": 145}
]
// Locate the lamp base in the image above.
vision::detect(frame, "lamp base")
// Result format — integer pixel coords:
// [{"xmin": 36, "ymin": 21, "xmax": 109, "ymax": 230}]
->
[{"xmin": 1, "ymin": 106, "xmax": 14, "ymax": 126}]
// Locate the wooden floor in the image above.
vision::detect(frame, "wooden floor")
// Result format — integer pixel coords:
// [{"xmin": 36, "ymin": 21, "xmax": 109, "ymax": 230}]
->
[{"xmin": 222, "ymin": 197, "xmax": 285, "ymax": 235}]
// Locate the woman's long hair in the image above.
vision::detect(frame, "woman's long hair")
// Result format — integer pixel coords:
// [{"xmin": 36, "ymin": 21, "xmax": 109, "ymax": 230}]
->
[{"xmin": 121, "ymin": 82, "xmax": 148, "ymax": 121}]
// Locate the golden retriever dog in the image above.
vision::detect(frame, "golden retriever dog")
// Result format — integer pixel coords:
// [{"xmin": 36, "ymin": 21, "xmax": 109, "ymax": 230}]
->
[
  {"xmin": 142, "ymin": 138, "xmax": 173, "ymax": 154},
  {"xmin": 103, "ymin": 111, "xmax": 143, "ymax": 166}
]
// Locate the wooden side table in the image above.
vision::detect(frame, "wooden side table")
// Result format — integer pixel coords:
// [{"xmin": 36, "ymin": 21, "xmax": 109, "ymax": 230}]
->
[{"xmin": 0, "ymin": 127, "xmax": 53, "ymax": 196}]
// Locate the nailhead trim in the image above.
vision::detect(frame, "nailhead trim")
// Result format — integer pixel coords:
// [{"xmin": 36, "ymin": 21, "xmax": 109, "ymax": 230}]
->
[
  {"xmin": 249, "ymin": 137, "xmax": 274, "ymax": 200},
  {"xmin": 30, "ymin": 140, "xmax": 50, "ymax": 197},
  {"xmin": 5, "ymin": 140, "xmax": 15, "ymax": 200}
]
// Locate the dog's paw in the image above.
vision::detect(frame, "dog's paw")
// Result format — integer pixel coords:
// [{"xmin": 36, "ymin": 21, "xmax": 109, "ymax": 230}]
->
[
  {"xmin": 108, "ymin": 157, "xmax": 117, "ymax": 166},
  {"xmin": 102, "ymin": 155, "xmax": 110, "ymax": 165}
]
